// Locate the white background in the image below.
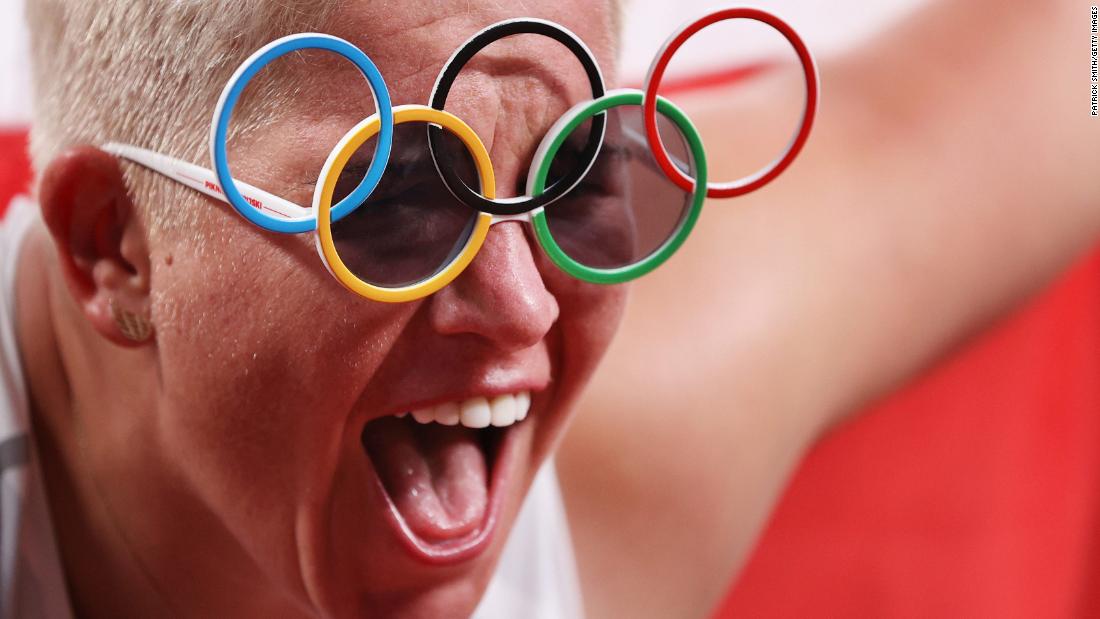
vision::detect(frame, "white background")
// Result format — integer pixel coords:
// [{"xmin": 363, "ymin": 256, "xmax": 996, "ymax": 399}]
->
[{"xmin": 0, "ymin": 0, "xmax": 926, "ymax": 127}]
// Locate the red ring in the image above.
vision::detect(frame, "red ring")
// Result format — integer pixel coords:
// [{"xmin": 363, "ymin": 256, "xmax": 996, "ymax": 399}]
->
[{"xmin": 642, "ymin": 8, "xmax": 819, "ymax": 199}]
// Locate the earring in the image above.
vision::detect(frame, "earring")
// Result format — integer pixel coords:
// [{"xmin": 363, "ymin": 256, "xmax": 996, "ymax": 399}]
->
[{"xmin": 109, "ymin": 298, "xmax": 153, "ymax": 343}]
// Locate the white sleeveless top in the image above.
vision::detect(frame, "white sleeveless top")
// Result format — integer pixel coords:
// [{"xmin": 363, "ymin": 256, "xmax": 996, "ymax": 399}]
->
[{"xmin": 0, "ymin": 196, "xmax": 584, "ymax": 618}]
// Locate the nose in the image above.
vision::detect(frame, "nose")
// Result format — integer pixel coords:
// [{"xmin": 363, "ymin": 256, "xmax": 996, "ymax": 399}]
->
[{"xmin": 428, "ymin": 222, "xmax": 559, "ymax": 351}]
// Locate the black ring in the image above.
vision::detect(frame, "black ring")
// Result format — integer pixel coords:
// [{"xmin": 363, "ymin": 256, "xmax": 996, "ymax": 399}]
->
[{"xmin": 428, "ymin": 18, "xmax": 607, "ymax": 216}]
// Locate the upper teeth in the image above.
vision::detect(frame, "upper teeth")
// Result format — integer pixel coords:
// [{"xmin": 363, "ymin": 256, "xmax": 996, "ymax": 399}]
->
[{"xmin": 402, "ymin": 392, "xmax": 531, "ymax": 429}]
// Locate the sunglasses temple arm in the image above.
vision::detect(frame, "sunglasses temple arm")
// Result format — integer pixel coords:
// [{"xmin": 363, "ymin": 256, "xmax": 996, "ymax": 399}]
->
[{"xmin": 100, "ymin": 143, "xmax": 311, "ymax": 221}]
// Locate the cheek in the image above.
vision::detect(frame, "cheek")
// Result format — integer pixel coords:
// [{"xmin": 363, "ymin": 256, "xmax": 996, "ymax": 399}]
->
[
  {"xmin": 562, "ymin": 283, "xmax": 627, "ymax": 359},
  {"xmin": 516, "ymin": 273, "xmax": 624, "ymax": 469},
  {"xmin": 537, "ymin": 245, "xmax": 628, "ymax": 365},
  {"xmin": 527, "ymin": 235, "xmax": 628, "ymax": 397},
  {"xmin": 145, "ymin": 224, "xmax": 412, "ymax": 562}
]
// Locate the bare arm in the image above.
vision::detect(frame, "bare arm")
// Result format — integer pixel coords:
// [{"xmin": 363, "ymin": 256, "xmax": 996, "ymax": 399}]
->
[{"xmin": 560, "ymin": 2, "xmax": 1100, "ymax": 617}]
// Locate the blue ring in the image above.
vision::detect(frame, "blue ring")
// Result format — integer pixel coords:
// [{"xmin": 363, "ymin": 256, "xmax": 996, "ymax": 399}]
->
[{"xmin": 210, "ymin": 34, "xmax": 393, "ymax": 234}]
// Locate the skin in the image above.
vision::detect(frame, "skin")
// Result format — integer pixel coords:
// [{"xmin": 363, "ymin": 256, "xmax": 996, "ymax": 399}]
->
[
  {"xmin": 17, "ymin": 1, "xmax": 623, "ymax": 617},
  {"xmin": 559, "ymin": 0, "xmax": 1100, "ymax": 617}
]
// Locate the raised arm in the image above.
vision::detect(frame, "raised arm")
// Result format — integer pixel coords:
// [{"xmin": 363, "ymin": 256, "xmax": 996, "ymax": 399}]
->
[{"xmin": 560, "ymin": 1, "xmax": 1100, "ymax": 617}]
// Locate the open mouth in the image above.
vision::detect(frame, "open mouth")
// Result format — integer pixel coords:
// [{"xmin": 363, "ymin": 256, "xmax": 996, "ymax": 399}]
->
[{"xmin": 360, "ymin": 393, "xmax": 531, "ymax": 565}]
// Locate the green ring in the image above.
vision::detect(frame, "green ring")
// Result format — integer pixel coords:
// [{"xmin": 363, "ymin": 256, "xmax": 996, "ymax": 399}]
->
[{"xmin": 529, "ymin": 89, "xmax": 708, "ymax": 284}]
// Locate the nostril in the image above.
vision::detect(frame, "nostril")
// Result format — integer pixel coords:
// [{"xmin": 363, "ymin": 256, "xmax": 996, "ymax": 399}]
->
[{"xmin": 427, "ymin": 223, "xmax": 558, "ymax": 349}]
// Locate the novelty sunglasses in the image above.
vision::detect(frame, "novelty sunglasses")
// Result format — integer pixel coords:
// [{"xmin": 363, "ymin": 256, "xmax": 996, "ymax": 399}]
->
[{"xmin": 104, "ymin": 9, "xmax": 819, "ymax": 303}]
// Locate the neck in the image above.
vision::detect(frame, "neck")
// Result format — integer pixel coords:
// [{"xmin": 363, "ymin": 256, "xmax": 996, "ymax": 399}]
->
[{"xmin": 16, "ymin": 224, "xmax": 172, "ymax": 618}]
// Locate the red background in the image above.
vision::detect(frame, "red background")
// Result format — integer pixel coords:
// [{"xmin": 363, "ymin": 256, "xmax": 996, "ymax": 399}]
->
[
  {"xmin": 718, "ymin": 246, "xmax": 1100, "ymax": 618},
  {"xmin": 0, "ymin": 131, "xmax": 31, "ymax": 210}
]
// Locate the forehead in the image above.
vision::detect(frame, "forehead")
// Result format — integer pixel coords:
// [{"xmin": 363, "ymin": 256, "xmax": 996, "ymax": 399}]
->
[
  {"xmin": 280, "ymin": 0, "xmax": 619, "ymax": 113},
  {"xmin": 329, "ymin": 1, "xmax": 616, "ymax": 70},
  {"xmin": 227, "ymin": 0, "xmax": 619, "ymax": 202}
]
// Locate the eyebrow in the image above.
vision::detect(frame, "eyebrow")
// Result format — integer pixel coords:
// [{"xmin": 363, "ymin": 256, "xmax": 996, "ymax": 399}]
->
[
  {"xmin": 620, "ymin": 123, "xmax": 693, "ymax": 176},
  {"xmin": 370, "ymin": 128, "xmax": 481, "ymax": 196},
  {"xmin": 294, "ymin": 129, "xmax": 443, "ymax": 197}
]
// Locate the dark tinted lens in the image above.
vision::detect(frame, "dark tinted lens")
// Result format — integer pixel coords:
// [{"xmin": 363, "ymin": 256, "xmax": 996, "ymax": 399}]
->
[
  {"xmin": 543, "ymin": 106, "xmax": 693, "ymax": 270},
  {"xmin": 331, "ymin": 124, "xmax": 480, "ymax": 288}
]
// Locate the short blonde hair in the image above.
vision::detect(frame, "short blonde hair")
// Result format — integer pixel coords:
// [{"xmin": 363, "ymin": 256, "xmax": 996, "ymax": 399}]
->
[
  {"xmin": 25, "ymin": 0, "xmax": 337, "ymax": 230},
  {"xmin": 25, "ymin": 0, "xmax": 622, "ymax": 231}
]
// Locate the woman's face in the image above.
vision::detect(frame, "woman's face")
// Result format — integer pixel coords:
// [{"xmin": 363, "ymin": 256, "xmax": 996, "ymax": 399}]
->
[{"xmin": 123, "ymin": 1, "xmax": 623, "ymax": 616}]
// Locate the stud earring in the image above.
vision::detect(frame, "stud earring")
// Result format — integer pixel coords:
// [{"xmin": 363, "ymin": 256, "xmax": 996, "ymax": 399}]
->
[{"xmin": 109, "ymin": 298, "xmax": 153, "ymax": 343}]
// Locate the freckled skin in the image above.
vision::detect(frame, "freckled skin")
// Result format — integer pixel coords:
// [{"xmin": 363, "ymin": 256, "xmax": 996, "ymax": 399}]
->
[{"xmin": 23, "ymin": 1, "xmax": 624, "ymax": 617}]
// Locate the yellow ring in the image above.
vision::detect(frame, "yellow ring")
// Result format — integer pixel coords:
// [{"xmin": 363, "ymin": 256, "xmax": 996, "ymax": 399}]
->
[{"xmin": 314, "ymin": 104, "xmax": 495, "ymax": 303}]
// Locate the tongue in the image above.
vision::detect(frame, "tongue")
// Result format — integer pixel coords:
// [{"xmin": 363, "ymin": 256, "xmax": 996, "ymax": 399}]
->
[{"xmin": 362, "ymin": 417, "xmax": 489, "ymax": 541}]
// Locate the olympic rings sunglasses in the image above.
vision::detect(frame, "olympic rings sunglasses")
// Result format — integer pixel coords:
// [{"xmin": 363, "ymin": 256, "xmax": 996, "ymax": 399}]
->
[{"xmin": 103, "ymin": 9, "xmax": 819, "ymax": 303}]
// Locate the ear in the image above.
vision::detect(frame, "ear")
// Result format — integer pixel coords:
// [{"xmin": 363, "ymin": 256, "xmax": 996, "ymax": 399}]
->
[{"xmin": 38, "ymin": 146, "xmax": 154, "ymax": 347}]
